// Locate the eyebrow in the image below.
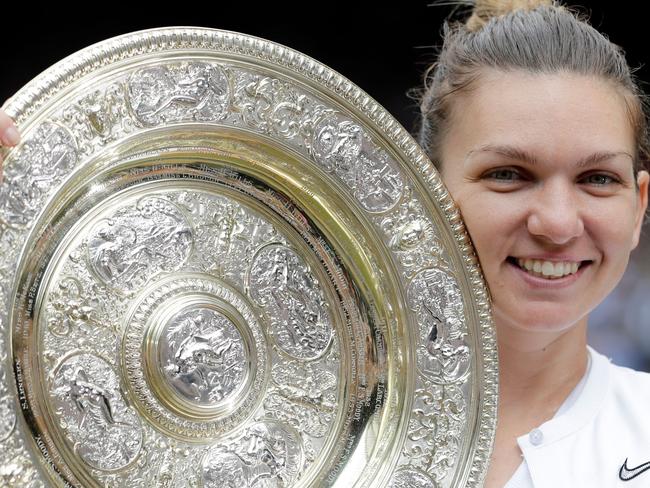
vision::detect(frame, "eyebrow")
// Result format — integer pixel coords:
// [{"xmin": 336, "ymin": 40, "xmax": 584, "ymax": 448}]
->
[{"xmin": 465, "ymin": 144, "xmax": 634, "ymax": 167}]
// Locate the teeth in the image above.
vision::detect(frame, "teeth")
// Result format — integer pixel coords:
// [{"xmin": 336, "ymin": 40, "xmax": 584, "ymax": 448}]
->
[{"xmin": 516, "ymin": 258, "xmax": 581, "ymax": 279}]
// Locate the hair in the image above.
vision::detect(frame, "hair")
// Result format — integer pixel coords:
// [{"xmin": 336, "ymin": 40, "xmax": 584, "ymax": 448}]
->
[{"xmin": 416, "ymin": 0, "xmax": 650, "ymax": 177}]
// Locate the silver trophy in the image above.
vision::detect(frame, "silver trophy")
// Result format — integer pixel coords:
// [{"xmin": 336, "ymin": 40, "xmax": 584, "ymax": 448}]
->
[{"xmin": 0, "ymin": 28, "xmax": 497, "ymax": 487}]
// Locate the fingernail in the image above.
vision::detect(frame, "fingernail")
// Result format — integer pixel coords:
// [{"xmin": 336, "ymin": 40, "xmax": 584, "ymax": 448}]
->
[{"xmin": 2, "ymin": 126, "xmax": 20, "ymax": 146}]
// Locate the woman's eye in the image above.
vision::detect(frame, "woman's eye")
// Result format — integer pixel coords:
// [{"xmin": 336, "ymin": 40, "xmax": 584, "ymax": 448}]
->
[
  {"xmin": 483, "ymin": 168, "xmax": 522, "ymax": 181},
  {"xmin": 580, "ymin": 173, "xmax": 620, "ymax": 186}
]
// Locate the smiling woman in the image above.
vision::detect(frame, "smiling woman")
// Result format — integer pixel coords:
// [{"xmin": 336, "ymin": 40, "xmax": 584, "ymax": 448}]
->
[
  {"xmin": 1, "ymin": 2, "xmax": 649, "ymax": 488},
  {"xmin": 416, "ymin": 1, "xmax": 650, "ymax": 487}
]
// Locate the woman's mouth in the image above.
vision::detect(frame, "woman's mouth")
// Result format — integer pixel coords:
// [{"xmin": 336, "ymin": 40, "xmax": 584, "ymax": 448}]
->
[{"xmin": 508, "ymin": 257, "xmax": 590, "ymax": 279}]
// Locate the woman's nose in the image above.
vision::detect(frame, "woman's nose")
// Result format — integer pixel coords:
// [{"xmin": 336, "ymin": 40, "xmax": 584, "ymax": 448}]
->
[{"xmin": 526, "ymin": 180, "xmax": 584, "ymax": 245}]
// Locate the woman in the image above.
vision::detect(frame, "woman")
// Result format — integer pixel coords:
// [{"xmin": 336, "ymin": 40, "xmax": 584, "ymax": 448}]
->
[
  {"xmin": 415, "ymin": 1, "xmax": 650, "ymax": 486},
  {"xmin": 1, "ymin": 1, "xmax": 648, "ymax": 487}
]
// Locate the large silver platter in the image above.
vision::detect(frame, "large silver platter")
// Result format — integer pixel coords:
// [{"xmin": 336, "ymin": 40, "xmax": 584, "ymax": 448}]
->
[{"xmin": 0, "ymin": 28, "xmax": 497, "ymax": 487}]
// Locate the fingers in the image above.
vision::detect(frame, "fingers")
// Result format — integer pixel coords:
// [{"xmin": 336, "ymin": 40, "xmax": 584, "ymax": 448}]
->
[
  {"xmin": 0, "ymin": 108, "xmax": 20, "ymax": 147},
  {"xmin": 0, "ymin": 106, "xmax": 20, "ymax": 174}
]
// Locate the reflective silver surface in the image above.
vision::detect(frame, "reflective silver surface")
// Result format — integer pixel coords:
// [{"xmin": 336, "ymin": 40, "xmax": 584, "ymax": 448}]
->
[{"xmin": 0, "ymin": 28, "xmax": 497, "ymax": 487}]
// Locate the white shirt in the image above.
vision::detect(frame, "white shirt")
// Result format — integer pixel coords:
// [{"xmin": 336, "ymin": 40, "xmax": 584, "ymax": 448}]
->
[{"xmin": 504, "ymin": 346, "xmax": 650, "ymax": 488}]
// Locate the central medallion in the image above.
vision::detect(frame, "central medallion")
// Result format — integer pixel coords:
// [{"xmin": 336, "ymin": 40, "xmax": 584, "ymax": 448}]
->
[
  {"xmin": 122, "ymin": 274, "xmax": 268, "ymax": 440},
  {"xmin": 158, "ymin": 307, "xmax": 247, "ymax": 407}
]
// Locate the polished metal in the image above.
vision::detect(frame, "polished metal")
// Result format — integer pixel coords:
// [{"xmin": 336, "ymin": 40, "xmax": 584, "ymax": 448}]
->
[{"xmin": 0, "ymin": 27, "xmax": 497, "ymax": 487}]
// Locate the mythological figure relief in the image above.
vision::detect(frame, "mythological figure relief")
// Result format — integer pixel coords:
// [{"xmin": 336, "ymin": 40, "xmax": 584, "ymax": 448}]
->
[
  {"xmin": 50, "ymin": 354, "xmax": 143, "ymax": 471},
  {"xmin": 202, "ymin": 421, "xmax": 303, "ymax": 488},
  {"xmin": 388, "ymin": 468, "xmax": 439, "ymax": 488},
  {"xmin": 379, "ymin": 188, "xmax": 447, "ymax": 276},
  {"xmin": 0, "ymin": 122, "xmax": 78, "ymax": 226},
  {"xmin": 60, "ymin": 83, "xmax": 136, "ymax": 152},
  {"xmin": 230, "ymin": 70, "xmax": 404, "ymax": 213},
  {"xmin": 264, "ymin": 361, "xmax": 338, "ymax": 438},
  {"xmin": 309, "ymin": 113, "xmax": 403, "ymax": 213},
  {"xmin": 87, "ymin": 196, "xmax": 192, "ymax": 292},
  {"xmin": 160, "ymin": 307, "xmax": 247, "ymax": 405},
  {"xmin": 249, "ymin": 244, "xmax": 332, "ymax": 360},
  {"xmin": 236, "ymin": 76, "xmax": 308, "ymax": 139},
  {"xmin": 407, "ymin": 269, "xmax": 471, "ymax": 384},
  {"xmin": 128, "ymin": 63, "xmax": 231, "ymax": 126},
  {"xmin": 174, "ymin": 191, "xmax": 278, "ymax": 287}
]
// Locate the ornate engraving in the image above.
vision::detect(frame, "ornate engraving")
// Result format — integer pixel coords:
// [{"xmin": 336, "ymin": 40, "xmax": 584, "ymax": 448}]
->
[
  {"xmin": 378, "ymin": 188, "xmax": 447, "ymax": 276},
  {"xmin": 388, "ymin": 468, "xmax": 439, "ymax": 488},
  {"xmin": 122, "ymin": 275, "xmax": 267, "ymax": 439},
  {"xmin": 271, "ymin": 361, "xmax": 337, "ymax": 410},
  {"xmin": 128, "ymin": 63, "xmax": 231, "ymax": 126},
  {"xmin": 0, "ymin": 394, "xmax": 16, "ymax": 442},
  {"xmin": 311, "ymin": 115, "xmax": 363, "ymax": 173},
  {"xmin": 87, "ymin": 196, "xmax": 192, "ymax": 292},
  {"xmin": 59, "ymin": 83, "xmax": 136, "ymax": 152},
  {"xmin": 0, "ymin": 456, "xmax": 44, "ymax": 488},
  {"xmin": 201, "ymin": 421, "xmax": 303, "ymax": 488},
  {"xmin": 310, "ymin": 113, "xmax": 403, "ymax": 212},
  {"xmin": 402, "ymin": 383, "xmax": 466, "ymax": 484},
  {"xmin": 236, "ymin": 76, "xmax": 308, "ymax": 139},
  {"xmin": 45, "ymin": 277, "xmax": 99, "ymax": 337},
  {"xmin": 0, "ymin": 122, "xmax": 78, "ymax": 226},
  {"xmin": 174, "ymin": 191, "xmax": 279, "ymax": 288},
  {"xmin": 408, "ymin": 269, "xmax": 471, "ymax": 384},
  {"xmin": 249, "ymin": 244, "xmax": 332, "ymax": 360},
  {"xmin": 50, "ymin": 353, "xmax": 143, "ymax": 471},
  {"xmin": 264, "ymin": 360, "xmax": 338, "ymax": 438},
  {"xmin": 160, "ymin": 307, "xmax": 247, "ymax": 405}
]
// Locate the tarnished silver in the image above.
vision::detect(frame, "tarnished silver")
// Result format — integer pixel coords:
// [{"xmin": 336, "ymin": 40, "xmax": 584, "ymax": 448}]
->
[{"xmin": 0, "ymin": 27, "xmax": 497, "ymax": 487}]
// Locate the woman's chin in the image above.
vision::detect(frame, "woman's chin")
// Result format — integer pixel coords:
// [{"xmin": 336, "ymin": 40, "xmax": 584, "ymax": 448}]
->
[{"xmin": 492, "ymin": 306, "xmax": 589, "ymax": 343}]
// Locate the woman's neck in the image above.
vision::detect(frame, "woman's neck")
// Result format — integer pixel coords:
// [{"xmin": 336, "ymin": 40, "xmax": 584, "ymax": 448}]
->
[{"xmin": 496, "ymin": 317, "xmax": 589, "ymax": 409}]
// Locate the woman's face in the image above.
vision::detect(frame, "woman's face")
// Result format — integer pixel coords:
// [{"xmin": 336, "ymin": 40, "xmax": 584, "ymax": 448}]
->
[{"xmin": 439, "ymin": 70, "xmax": 649, "ymax": 343}]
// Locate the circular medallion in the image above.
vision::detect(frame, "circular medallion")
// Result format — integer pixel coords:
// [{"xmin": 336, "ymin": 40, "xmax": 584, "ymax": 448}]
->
[
  {"xmin": 0, "ymin": 28, "xmax": 497, "ymax": 487},
  {"xmin": 157, "ymin": 306, "xmax": 248, "ymax": 407}
]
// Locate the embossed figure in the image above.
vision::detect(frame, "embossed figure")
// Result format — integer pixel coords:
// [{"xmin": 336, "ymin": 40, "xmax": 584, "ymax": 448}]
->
[
  {"xmin": 202, "ymin": 451, "xmax": 247, "ymax": 488},
  {"xmin": 202, "ymin": 422, "xmax": 301, "ymax": 488},
  {"xmin": 50, "ymin": 354, "xmax": 142, "ymax": 471},
  {"xmin": 162, "ymin": 308, "xmax": 246, "ymax": 405},
  {"xmin": 313, "ymin": 118, "xmax": 363, "ymax": 172},
  {"xmin": 0, "ymin": 122, "xmax": 77, "ymax": 225},
  {"xmin": 408, "ymin": 268, "xmax": 470, "ymax": 384},
  {"xmin": 66, "ymin": 367, "xmax": 125, "ymax": 430},
  {"xmin": 87, "ymin": 196, "xmax": 192, "ymax": 291},
  {"xmin": 128, "ymin": 63, "xmax": 231, "ymax": 126},
  {"xmin": 250, "ymin": 245, "xmax": 332, "ymax": 360}
]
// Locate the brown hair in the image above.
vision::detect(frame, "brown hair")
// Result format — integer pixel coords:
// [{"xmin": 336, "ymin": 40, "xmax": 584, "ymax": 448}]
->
[{"xmin": 416, "ymin": 0, "xmax": 650, "ymax": 176}]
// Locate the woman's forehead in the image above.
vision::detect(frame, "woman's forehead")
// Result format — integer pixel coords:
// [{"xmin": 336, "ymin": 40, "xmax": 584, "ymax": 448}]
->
[{"xmin": 446, "ymin": 70, "xmax": 636, "ymax": 151}]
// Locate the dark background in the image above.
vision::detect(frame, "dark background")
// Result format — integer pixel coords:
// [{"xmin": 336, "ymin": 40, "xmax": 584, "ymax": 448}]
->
[
  {"xmin": 3, "ymin": 1, "xmax": 647, "ymax": 133},
  {"xmin": 2, "ymin": 1, "xmax": 649, "ymax": 369}
]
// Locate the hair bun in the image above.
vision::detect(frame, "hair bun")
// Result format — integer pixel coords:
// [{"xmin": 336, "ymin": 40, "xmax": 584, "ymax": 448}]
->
[{"xmin": 466, "ymin": 0, "xmax": 554, "ymax": 32}]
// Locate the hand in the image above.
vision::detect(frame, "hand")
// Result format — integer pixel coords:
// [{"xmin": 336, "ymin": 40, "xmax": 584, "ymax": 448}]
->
[{"xmin": 0, "ymin": 105, "xmax": 21, "ymax": 169}]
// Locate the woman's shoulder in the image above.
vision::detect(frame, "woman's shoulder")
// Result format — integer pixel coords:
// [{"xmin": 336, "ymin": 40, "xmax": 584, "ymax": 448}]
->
[
  {"xmin": 590, "ymin": 346, "xmax": 650, "ymax": 385},
  {"xmin": 589, "ymin": 346, "xmax": 650, "ymax": 411},
  {"xmin": 596, "ymin": 350, "xmax": 650, "ymax": 386}
]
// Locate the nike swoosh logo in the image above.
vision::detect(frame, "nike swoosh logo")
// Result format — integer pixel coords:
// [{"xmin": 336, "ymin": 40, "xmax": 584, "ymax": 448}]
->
[{"xmin": 620, "ymin": 458, "xmax": 650, "ymax": 481}]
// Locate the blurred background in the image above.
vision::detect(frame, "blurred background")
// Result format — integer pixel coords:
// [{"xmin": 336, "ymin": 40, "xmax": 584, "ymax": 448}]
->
[{"xmin": 2, "ymin": 1, "xmax": 648, "ymax": 370}]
